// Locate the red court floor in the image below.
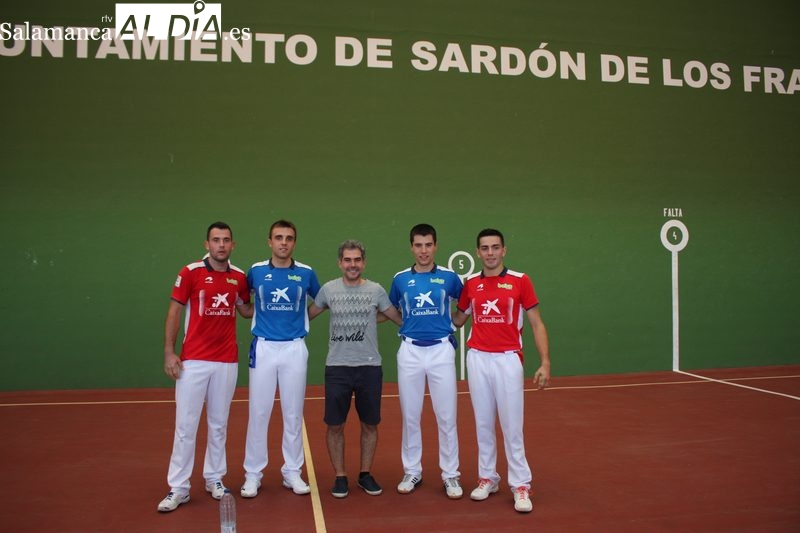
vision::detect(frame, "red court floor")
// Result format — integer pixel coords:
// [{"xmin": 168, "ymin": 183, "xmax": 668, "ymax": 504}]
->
[{"xmin": 1, "ymin": 365, "xmax": 798, "ymax": 532}]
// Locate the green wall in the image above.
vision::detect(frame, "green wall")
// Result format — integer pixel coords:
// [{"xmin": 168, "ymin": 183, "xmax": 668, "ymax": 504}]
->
[{"xmin": 1, "ymin": 1, "xmax": 798, "ymax": 390}]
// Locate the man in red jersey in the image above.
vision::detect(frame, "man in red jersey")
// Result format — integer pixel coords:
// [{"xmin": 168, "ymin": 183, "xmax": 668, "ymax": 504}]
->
[
  {"xmin": 452, "ymin": 228, "xmax": 551, "ymax": 514},
  {"xmin": 158, "ymin": 221, "xmax": 252, "ymax": 513}
]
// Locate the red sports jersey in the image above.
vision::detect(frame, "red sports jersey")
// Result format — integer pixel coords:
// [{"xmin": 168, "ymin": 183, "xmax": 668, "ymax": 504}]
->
[
  {"xmin": 457, "ymin": 268, "xmax": 539, "ymax": 353},
  {"xmin": 170, "ymin": 258, "xmax": 250, "ymax": 363}
]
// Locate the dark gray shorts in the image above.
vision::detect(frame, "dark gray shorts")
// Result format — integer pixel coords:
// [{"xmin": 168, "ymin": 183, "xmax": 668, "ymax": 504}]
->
[{"xmin": 324, "ymin": 365, "xmax": 382, "ymax": 426}]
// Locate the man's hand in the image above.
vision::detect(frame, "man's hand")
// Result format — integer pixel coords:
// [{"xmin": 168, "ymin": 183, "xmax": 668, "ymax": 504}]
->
[
  {"xmin": 533, "ymin": 364, "xmax": 550, "ymax": 390},
  {"xmin": 164, "ymin": 353, "xmax": 183, "ymax": 380}
]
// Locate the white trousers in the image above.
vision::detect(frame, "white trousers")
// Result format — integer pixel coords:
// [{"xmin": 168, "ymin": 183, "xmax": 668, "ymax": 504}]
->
[
  {"xmin": 466, "ymin": 348, "xmax": 532, "ymax": 490},
  {"xmin": 243, "ymin": 338, "xmax": 308, "ymax": 481},
  {"xmin": 167, "ymin": 360, "xmax": 238, "ymax": 494},
  {"xmin": 397, "ymin": 339, "xmax": 460, "ymax": 480}
]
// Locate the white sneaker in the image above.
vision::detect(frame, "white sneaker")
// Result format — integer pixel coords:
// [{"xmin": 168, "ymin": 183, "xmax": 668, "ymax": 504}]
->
[
  {"xmin": 397, "ymin": 474, "xmax": 422, "ymax": 494},
  {"xmin": 443, "ymin": 477, "xmax": 463, "ymax": 499},
  {"xmin": 513, "ymin": 487, "xmax": 533, "ymax": 513},
  {"xmin": 469, "ymin": 478, "xmax": 499, "ymax": 501},
  {"xmin": 240, "ymin": 478, "xmax": 261, "ymax": 498},
  {"xmin": 205, "ymin": 480, "xmax": 227, "ymax": 500},
  {"xmin": 157, "ymin": 491, "xmax": 189, "ymax": 512},
  {"xmin": 282, "ymin": 476, "xmax": 311, "ymax": 495}
]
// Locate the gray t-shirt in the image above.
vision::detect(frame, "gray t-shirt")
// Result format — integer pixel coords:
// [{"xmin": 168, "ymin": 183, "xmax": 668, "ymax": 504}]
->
[{"xmin": 314, "ymin": 277, "xmax": 393, "ymax": 366}]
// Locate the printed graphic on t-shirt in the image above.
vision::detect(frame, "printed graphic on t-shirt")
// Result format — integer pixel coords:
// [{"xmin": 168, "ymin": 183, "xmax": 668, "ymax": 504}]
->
[{"xmin": 328, "ymin": 293, "xmax": 372, "ymax": 343}]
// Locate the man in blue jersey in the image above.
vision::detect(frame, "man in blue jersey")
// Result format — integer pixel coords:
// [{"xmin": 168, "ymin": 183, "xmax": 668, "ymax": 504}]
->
[
  {"xmin": 389, "ymin": 224, "xmax": 464, "ymax": 499},
  {"xmin": 240, "ymin": 220, "xmax": 321, "ymax": 498}
]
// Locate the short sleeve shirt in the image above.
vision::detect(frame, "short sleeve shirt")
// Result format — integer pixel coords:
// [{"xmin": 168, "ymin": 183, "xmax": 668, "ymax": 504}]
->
[
  {"xmin": 247, "ymin": 259, "xmax": 320, "ymax": 341},
  {"xmin": 457, "ymin": 268, "xmax": 538, "ymax": 353},
  {"xmin": 171, "ymin": 258, "xmax": 250, "ymax": 363},
  {"xmin": 314, "ymin": 278, "xmax": 392, "ymax": 366},
  {"xmin": 389, "ymin": 264, "xmax": 462, "ymax": 340}
]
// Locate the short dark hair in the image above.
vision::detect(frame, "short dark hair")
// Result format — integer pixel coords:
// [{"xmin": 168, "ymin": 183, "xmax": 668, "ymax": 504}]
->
[
  {"xmin": 269, "ymin": 219, "xmax": 297, "ymax": 239},
  {"xmin": 476, "ymin": 228, "xmax": 504, "ymax": 247},
  {"xmin": 207, "ymin": 221, "xmax": 232, "ymax": 240},
  {"xmin": 410, "ymin": 223, "xmax": 437, "ymax": 244},
  {"xmin": 338, "ymin": 239, "xmax": 366, "ymax": 260}
]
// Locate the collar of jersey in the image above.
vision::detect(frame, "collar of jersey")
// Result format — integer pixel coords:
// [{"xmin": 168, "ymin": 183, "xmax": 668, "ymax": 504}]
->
[
  {"xmin": 480, "ymin": 267, "xmax": 508, "ymax": 279},
  {"xmin": 267, "ymin": 259, "xmax": 296, "ymax": 269},
  {"xmin": 203, "ymin": 257, "xmax": 231, "ymax": 272},
  {"xmin": 411, "ymin": 263, "xmax": 438, "ymax": 274}
]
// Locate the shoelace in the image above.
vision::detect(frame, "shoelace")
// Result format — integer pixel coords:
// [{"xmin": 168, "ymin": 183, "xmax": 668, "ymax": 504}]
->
[{"xmin": 515, "ymin": 487, "xmax": 529, "ymax": 499}]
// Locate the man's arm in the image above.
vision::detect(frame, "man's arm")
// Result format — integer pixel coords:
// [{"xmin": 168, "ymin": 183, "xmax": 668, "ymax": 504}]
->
[
  {"xmin": 452, "ymin": 309, "xmax": 470, "ymax": 328},
  {"xmin": 526, "ymin": 306, "xmax": 551, "ymax": 389},
  {"xmin": 308, "ymin": 302, "xmax": 327, "ymax": 320},
  {"xmin": 164, "ymin": 299, "xmax": 184, "ymax": 380},
  {"xmin": 236, "ymin": 301, "xmax": 254, "ymax": 318},
  {"xmin": 379, "ymin": 305, "xmax": 403, "ymax": 326}
]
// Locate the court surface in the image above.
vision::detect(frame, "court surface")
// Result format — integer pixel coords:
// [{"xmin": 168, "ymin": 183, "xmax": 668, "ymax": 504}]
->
[{"xmin": 1, "ymin": 365, "xmax": 798, "ymax": 532}]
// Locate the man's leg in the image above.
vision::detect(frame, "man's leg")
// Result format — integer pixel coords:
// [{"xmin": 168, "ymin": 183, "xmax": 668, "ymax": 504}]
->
[
  {"xmin": 359, "ymin": 422, "xmax": 378, "ymax": 473},
  {"xmin": 397, "ymin": 342, "xmax": 425, "ymax": 476},
  {"xmin": 495, "ymin": 352, "xmax": 531, "ymax": 490},
  {"xmin": 466, "ymin": 349, "xmax": 500, "ymax": 485},
  {"xmin": 203, "ymin": 361, "xmax": 238, "ymax": 484},
  {"xmin": 426, "ymin": 343, "xmax": 460, "ymax": 480},
  {"xmin": 326, "ymin": 424, "xmax": 346, "ymax": 476},
  {"xmin": 279, "ymin": 339, "xmax": 309, "ymax": 479},
  {"xmin": 243, "ymin": 339, "xmax": 279, "ymax": 483},
  {"xmin": 167, "ymin": 360, "xmax": 210, "ymax": 494}
]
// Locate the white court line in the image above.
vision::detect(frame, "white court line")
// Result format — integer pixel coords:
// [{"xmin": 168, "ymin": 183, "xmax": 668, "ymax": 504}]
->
[
  {"xmin": 675, "ymin": 370, "xmax": 800, "ymax": 401},
  {"xmin": 525, "ymin": 374, "xmax": 800, "ymax": 393},
  {"xmin": 0, "ymin": 399, "xmax": 178, "ymax": 407},
  {"xmin": 2, "ymin": 374, "xmax": 799, "ymax": 407}
]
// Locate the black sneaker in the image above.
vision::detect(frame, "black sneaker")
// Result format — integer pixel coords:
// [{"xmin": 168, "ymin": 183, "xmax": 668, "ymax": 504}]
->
[
  {"xmin": 331, "ymin": 476, "xmax": 349, "ymax": 498},
  {"xmin": 357, "ymin": 474, "xmax": 383, "ymax": 496}
]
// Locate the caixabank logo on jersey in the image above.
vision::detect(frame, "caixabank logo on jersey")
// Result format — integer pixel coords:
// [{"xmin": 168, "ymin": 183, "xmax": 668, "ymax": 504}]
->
[
  {"xmin": 475, "ymin": 298, "xmax": 511, "ymax": 324},
  {"xmin": 409, "ymin": 291, "xmax": 442, "ymax": 317},
  {"xmin": 265, "ymin": 286, "xmax": 302, "ymax": 312},
  {"xmin": 116, "ymin": 1, "xmax": 223, "ymax": 40},
  {"xmin": 206, "ymin": 291, "xmax": 234, "ymax": 316}
]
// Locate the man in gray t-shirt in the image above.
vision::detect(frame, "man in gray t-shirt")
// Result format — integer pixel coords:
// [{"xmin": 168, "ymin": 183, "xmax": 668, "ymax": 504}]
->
[
  {"xmin": 309, "ymin": 239, "xmax": 402, "ymax": 499},
  {"xmin": 315, "ymin": 276, "xmax": 391, "ymax": 367}
]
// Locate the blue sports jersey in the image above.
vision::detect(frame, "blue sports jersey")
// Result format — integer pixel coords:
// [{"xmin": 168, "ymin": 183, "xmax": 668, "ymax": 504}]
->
[
  {"xmin": 247, "ymin": 259, "xmax": 321, "ymax": 341},
  {"xmin": 390, "ymin": 264, "xmax": 463, "ymax": 340}
]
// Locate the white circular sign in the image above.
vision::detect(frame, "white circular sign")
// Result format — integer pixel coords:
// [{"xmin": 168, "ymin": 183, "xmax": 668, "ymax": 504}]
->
[
  {"xmin": 660, "ymin": 220, "xmax": 689, "ymax": 253},
  {"xmin": 448, "ymin": 250, "xmax": 475, "ymax": 279}
]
